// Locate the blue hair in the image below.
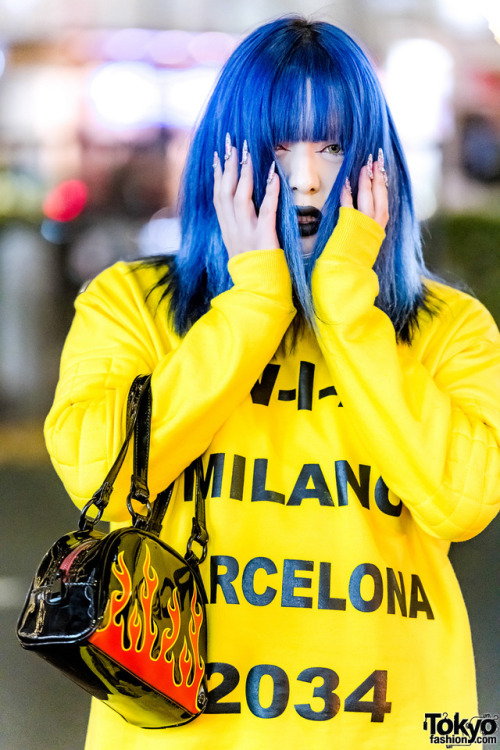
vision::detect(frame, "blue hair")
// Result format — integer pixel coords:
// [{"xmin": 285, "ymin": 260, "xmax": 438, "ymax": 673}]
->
[{"xmin": 150, "ymin": 16, "xmax": 435, "ymax": 343}]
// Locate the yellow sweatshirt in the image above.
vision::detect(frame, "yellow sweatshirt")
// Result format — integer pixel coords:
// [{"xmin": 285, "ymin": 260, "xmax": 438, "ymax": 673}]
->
[{"xmin": 45, "ymin": 208, "xmax": 500, "ymax": 749}]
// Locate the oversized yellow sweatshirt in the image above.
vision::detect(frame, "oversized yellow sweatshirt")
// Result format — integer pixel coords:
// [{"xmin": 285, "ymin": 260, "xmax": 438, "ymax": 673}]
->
[{"xmin": 45, "ymin": 208, "xmax": 500, "ymax": 749}]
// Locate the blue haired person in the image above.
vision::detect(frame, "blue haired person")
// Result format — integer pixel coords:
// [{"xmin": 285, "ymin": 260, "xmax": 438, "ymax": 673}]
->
[{"xmin": 45, "ymin": 16, "xmax": 500, "ymax": 750}]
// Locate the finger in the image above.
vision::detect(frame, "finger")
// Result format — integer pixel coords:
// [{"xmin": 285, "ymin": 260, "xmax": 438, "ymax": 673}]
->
[
  {"xmin": 340, "ymin": 177, "xmax": 354, "ymax": 208},
  {"xmin": 256, "ymin": 161, "xmax": 280, "ymax": 248},
  {"xmin": 220, "ymin": 143, "xmax": 239, "ymax": 206},
  {"xmin": 234, "ymin": 141, "xmax": 256, "ymax": 221},
  {"xmin": 215, "ymin": 135, "xmax": 239, "ymax": 241},
  {"xmin": 357, "ymin": 163, "xmax": 375, "ymax": 218},
  {"xmin": 213, "ymin": 151, "xmax": 225, "ymax": 224},
  {"xmin": 376, "ymin": 147, "xmax": 389, "ymax": 188},
  {"xmin": 213, "ymin": 151, "xmax": 222, "ymax": 206},
  {"xmin": 213, "ymin": 150, "xmax": 235, "ymax": 243},
  {"xmin": 372, "ymin": 150, "xmax": 389, "ymax": 230}
]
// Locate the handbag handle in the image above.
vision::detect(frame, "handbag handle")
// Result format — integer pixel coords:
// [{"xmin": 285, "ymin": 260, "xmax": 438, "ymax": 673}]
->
[
  {"xmin": 79, "ymin": 375, "xmax": 152, "ymax": 530},
  {"xmin": 78, "ymin": 376, "xmax": 208, "ymax": 565}
]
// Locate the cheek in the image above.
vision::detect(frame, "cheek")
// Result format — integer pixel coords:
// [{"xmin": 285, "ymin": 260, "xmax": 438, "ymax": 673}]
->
[
  {"xmin": 275, "ymin": 155, "xmax": 290, "ymax": 180},
  {"xmin": 323, "ymin": 162, "xmax": 343, "ymax": 193}
]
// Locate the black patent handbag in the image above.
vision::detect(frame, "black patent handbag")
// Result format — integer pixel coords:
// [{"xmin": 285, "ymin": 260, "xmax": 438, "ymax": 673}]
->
[{"xmin": 16, "ymin": 375, "xmax": 209, "ymax": 729}]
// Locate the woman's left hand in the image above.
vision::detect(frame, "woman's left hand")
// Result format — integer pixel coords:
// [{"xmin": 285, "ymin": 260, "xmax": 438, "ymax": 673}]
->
[{"xmin": 340, "ymin": 151, "xmax": 389, "ymax": 230}]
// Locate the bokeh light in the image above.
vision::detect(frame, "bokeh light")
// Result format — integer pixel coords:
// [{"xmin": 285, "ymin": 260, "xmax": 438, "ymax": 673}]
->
[
  {"xmin": 103, "ymin": 28, "xmax": 155, "ymax": 61},
  {"xmin": 384, "ymin": 38, "xmax": 454, "ymax": 219},
  {"xmin": 87, "ymin": 62, "xmax": 162, "ymax": 128},
  {"xmin": 43, "ymin": 179, "xmax": 88, "ymax": 222},
  {"xmin": 3, "ymin": 0, "xmax": 42, "ymax": 12},
  {"xmin": 437, "ymin": 0, "xmax": 488, "ymax": 33},
  {"xmin": 161, "ymin": 67, "xmax": 219, "ymax": 128},
  {"xmin": 480, "ymin": 0, "xmax": 500, "ymax": 43},
  {"xmin": 188, "ymin": 32, "xmax": 238, "ymax": 65},
  {"xmin": 148, "ymin": 30, "xmax": 195, "ymax": 67},
  {"xmin": 385, "ymin": 38, "xmax": 454, "ymax": 146}
]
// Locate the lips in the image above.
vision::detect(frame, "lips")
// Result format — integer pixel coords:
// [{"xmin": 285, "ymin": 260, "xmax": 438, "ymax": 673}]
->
[{"xmin": 296, "ymin": 206, "xmax": 322, "ymax": 237}]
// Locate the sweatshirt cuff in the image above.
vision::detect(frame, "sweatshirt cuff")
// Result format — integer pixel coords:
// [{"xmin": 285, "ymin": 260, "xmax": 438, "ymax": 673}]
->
[
  {"xmin": 227, "ymin": 248, "xmax": 292, "ymax": 298},
  {"xmin": 320, "ymin": 207, "xmax": 386, "ymax": 267}
]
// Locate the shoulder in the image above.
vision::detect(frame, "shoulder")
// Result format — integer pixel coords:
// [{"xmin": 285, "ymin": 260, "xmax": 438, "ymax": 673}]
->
[
  {"xmin": 72, "ymin": 258, "xmax": 180, "ymax": 346},
  {"xmin": 427, "ymin": 279, "xmax": 499, "ymax": 334},
  {"xmin": 78, "ymin": 257, "xmax": 175, "ymax": 310},
  {"xmin": 418, "ymin": 278, "xmax": 500, "ymax": 355}
]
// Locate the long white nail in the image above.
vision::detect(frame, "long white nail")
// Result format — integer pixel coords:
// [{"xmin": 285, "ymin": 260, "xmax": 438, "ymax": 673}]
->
[
  {"xmin": 224, "ymin": 133, "xmax": 232, "ymax": 162},
  {"xmin": 266, "ymin": 160, "xmax": 276, "ymax": 185},
  {"xmin": 378, "ymin": 147, "xmax": 389, "ymax": 187},
  {"xmin": 240, "ymin": 139, "xmax": 249, "ymax": 166},
  {"xmin": 367, "ymin": 153, "xmax": 374, "ymax": 180},
  {"xmin": 213, "ymin": 151, "xmax": 219, "ymax": 169},
  {"xmin": 344, "ymin": 177, "xmax": 352, "ymax": 195}
]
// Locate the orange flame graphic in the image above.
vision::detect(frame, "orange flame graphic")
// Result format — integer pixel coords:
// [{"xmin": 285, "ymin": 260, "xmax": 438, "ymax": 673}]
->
[{"xmin": 89, "ymin": 544, "xmax": 205, "ymax": 714}]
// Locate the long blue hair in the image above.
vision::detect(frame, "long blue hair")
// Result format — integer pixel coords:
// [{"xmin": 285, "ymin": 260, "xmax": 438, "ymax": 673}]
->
[{"xmin": 149, "ymin": 16, "xmax": 435, "ymax": 343}]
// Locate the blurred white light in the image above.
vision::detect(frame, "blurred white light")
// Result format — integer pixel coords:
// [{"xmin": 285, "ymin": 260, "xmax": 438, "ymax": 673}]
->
[
  {"xmin": 0, "ymin": 50, "xmax": 5, "ymax": 78},
  {"xmin": 480, "ymin": 0, "xmax": 500, "ymax": 42},
  {"xmin": 87, "ymin": 62, "xmax": 161, "ymax": 128},
  {"xmin": 0, "ymin": 67, "xmax": 80, "ymax": 139},
  {"xmin": 385, "ymin": 39, "xmax": 454, "ymax": 147},
  {"xmin": 405, "ymin": 148, "xmax": 442, "ymax": 221},
  {"xmin": 385, "ymin": 39, "xmax": 454, "ymax": 219},
  {"xmin": 138, "ymin": 217, "xmax": 181, "ymax": 256},
  {"xmin": 3, "ymin": 0, "xmax": 41, "ymax": 12},
  {"xmin": 161, "ymin": 67, "xmax": 219, "ymax": 128},
  {"xmin": 33, "ymin": 69, "xmax": 81, "ymax": 137},
  {"xmin": 437, "ymin": 0, "xmax": 488, "ymax": 33},
  {"xmin": 364, "ymin": 0, "xmax": 416, "ymax": 10}
]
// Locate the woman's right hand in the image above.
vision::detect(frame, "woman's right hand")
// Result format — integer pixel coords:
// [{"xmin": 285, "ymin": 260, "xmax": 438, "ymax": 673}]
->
[{"xmin": 213, "ymin": 134, "xmax": 281, "ymax": 259}]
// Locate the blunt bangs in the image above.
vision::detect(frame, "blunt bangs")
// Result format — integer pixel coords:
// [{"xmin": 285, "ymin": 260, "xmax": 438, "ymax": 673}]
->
[{"xmin": 267, "ymin": 57, "xmax": 346, "ymax": 148}]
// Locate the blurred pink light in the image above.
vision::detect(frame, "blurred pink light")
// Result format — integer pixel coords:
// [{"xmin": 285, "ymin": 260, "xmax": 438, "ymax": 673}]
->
[
  {"xmin": 188, "ymin": 32, "xmax": 237, "ymax": 65},
  {"xmin": 43, "ymin": 180, "xmax": 88, "ymax": 222},
  {"xmin": 148, "ymin": 30, "xmax": 195, "ymax": 67},
  {"xmin": 103, "ymin": 28, "xmax": 155, "ymax": 62}
]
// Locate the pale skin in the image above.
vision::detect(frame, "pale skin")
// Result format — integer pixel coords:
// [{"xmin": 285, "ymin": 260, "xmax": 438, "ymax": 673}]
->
[{"xmin": 213, "ymin": 139, "xmax": 389, "ymax": 258}]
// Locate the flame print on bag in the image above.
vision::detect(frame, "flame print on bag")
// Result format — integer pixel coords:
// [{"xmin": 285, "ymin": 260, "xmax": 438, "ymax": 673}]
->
[{"xmin": 89, "ymin": 544, "xmax": 205, "ymax": 714}]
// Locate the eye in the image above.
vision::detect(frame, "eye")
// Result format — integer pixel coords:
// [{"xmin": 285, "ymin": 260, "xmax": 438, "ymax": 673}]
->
[
  {"xmin": 321, "ymin": 143, "xmax": 343, "ymax": 155},
  {"xmin": 274, "ymin": 143, "xmax": 290, "ymax": 152}
]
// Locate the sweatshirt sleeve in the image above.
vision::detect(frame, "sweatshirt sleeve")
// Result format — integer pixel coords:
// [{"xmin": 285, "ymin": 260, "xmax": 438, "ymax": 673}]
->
[
  {"xmin": 311, "ymin": 207, "xmax": 500, "ymax": 542},
  {"xmin": 44, "ymin": 250, "xmax": 295, "ymax": 521}
]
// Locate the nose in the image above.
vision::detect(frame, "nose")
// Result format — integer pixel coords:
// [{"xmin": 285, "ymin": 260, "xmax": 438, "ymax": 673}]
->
[{"xmin": 287, "ymin": 143, "xmax": 320, "ymax": 195}]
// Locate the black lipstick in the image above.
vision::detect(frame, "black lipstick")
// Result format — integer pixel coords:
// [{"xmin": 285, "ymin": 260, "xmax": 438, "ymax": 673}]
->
[{"xmin": 296, "ymin": 206, "xmax": 322, "ymax": 237}]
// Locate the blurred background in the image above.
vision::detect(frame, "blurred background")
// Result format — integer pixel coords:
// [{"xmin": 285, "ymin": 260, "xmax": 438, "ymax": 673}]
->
[{"xmin": 1, "ymin": 0, "xmax": 499, "ymax": 747}]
